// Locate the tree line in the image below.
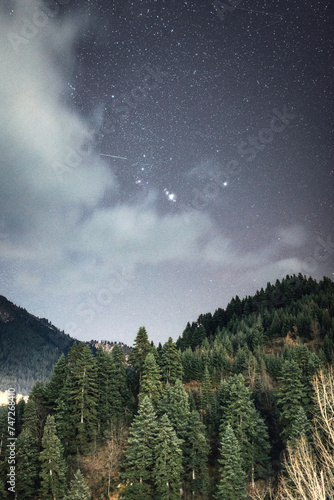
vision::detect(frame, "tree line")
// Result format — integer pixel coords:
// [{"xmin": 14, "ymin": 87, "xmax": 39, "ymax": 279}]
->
[{"xmin": 0, "ymin": 273, "xmax": 334, "ymax": 498}]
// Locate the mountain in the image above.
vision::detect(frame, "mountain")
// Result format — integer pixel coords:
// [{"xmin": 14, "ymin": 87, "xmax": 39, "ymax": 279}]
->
[
  {"xmin": 0, "ymin": 296, "xmax": 133, "ymax": 397},
  {"xmin": 1, "ymin": 275, "xmax": 334, "ymax": 499},
  {"xmin": 0, "ymin": 295, "xmax": 76, "ymax": 395}
]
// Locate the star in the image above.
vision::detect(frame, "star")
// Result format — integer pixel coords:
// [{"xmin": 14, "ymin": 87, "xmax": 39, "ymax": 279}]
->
[{"xmin": 163, "ymin": 188, "xmax": 177, "ymax": 202}]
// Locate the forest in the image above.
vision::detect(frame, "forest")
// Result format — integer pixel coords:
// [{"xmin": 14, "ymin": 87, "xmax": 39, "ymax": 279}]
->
[
  {"xmin": 0, "ymin": 295, "xmax": 75, "ymax": 394},
  {"xmin": 0, "ymin": 273, "xmax": 334, "ymax": 499}
]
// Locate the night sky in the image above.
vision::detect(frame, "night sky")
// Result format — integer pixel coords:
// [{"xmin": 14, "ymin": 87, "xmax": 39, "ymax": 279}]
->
[{"xmin": 0, "ymin": 0, "xmax": 333, "ymax": 345}]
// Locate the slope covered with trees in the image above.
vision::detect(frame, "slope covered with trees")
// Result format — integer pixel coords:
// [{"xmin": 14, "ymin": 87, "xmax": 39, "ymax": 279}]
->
[
  {"xmin": 0, "ymin": 295, "xmax": 75, "ymax": 394},
  {"xmin": 0, "ymin": 274, "xmax": 333, "ymax": 499}
]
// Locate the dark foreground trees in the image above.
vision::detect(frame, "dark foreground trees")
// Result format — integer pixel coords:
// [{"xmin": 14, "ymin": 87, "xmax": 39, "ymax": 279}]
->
[{"xmin": 39, "ymin": 415, "xmax": 67, "ymax": 499}]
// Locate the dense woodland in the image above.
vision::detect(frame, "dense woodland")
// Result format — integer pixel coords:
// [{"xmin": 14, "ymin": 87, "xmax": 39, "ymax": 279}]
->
[
  {"xmin": 1, "ymin": 274, "xmax": 334, "ymax": 499},
  {"xmin": 0, "ymin": 295, "xmax": 75, "ymax": 394}
]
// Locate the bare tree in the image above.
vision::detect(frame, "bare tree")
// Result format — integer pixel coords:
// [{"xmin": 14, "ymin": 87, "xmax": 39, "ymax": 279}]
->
[
  {"xmin": 248, "ymin": 479, "xmax": 275, "ymax": 500},
  {"xmin": 276, "ymin": 368, "xmax": 334, "ymax": 499}
]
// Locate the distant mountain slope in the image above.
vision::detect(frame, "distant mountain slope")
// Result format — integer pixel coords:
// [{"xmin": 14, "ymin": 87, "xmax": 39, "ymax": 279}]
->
[
  {"xmin": 0, "ymin": 296, "xmax": 133, "ymax": 396},
  {"xmin": 0, "ymin": 295, "xmax": 75, "ymax": 394}
]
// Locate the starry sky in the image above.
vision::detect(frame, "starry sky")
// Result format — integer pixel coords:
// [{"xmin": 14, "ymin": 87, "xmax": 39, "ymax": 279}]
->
[{"xmin": 0, "ymin": 0, "xmax": 333, "ymax": 345}]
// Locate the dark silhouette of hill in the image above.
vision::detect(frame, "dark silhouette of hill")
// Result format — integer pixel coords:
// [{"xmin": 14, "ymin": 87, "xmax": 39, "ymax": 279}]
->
[
  {"xmin": 0, "ymin": 295, "xmax": 132, "ymax": 395},
  {"xmin": 0, "ymin": 295, "xmax": 76, "ymax": 394}
]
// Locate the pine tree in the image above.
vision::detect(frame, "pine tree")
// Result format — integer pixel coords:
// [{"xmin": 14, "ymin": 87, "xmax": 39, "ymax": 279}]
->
[
  {"xmin": 138, "ymin": 352, "xmax": 163, "ymax": 407},
  {"xmin": 215, "ymin": 425, "xmax": 247, "ymax": 500},
  {"xmin": 200, "ymin": 365, "xmax": 213, "ymax": 417},
  {"xmin": 97, "ymin": 344, "xmax": 133, "ymax": 433},
  {"xmin": 16, "ymin": 429, "xmax": 39, "ymax": 499},
  {"xmin": 45, "ymin": 354, "xmax": 68, "ymax": 413},
  {"xmin": 129, "ymin": 327, "xmax": 151, "ymax": 382},
  {"xmin": 250, "ymin": 318, "xmax": 265, "ymax": 350},
  {"xmin": 289, "ymin": 406, "xmax": 310, "ymax": 446},
  {"xmin": 183, "ymin": 410, "xmax": 210, "ymax": 497},
  {"xmin": 158, "ymin": 379, "xmax": 190, "ymax": 444},
  {"xmin": 278, "ymin": 359, "xmax": 308, "ymax": 442},
  {"xmin": 65, "ymin": 469, "xmax": 91, "ymax": 500},
  {"xmin": 122, "ymin": 396, "xmax": 158, "ymax": 486},
  {"xmin": 111, "ymin": 344, "xmax": 133, "ymax": 419},
  {"xmin": 219, "ymin": 374, "xmax": 271, "ymax": 482},
  {"xmin": 96, "ymin": 346, "xmax": 114, "ymax": 435},
  {"xmin": 153, "ymin": 414, "xmax": 183, "ymax": 500},
  {"xmin": 0, "ymin": 476, "xmax": 6, "ymax": 499},
  {"xmin": 23, "ymin": 381, "xmax": 48, "ymax": 446},
  {"xmin": 39, "ymin": 415, "xmax": 67, "ymax": 499},
  {"xmin": 16, "ymin": 398, "xmax": 26, "ymax": 435},
  {"xmin": 56, "ymin": 344, "xmax": 98, "ymax": 453},
  {"xmin": 160, "ymin": 337, "xmax": 183, "ymax": 384},
  {"xmin": 121, "ymin": 482, "xmax": 154, "ymax": 500}
]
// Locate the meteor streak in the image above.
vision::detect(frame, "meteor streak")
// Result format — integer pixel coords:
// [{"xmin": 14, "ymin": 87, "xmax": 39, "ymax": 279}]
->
[{"xmin": 100, "ymin": 154, "xmax": 127, "ymax": 159}]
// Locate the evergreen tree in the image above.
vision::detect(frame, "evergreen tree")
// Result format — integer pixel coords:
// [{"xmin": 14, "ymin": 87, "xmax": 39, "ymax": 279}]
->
[
  {"xmin": 250, "ymin": 318, "xmax": 265, "ymax": 350},
  {"xmin": 121, "ymin": 482, "xmax": 154, "ymax": 500},
  {"xmin": 96, "ymin": 345, "xmax": 132, "ymax": 434},
  {"xmin": 160, "ymin": 337, "xmax": 183, "ymax": 384},
  {"xmin": 122, "ymin": 396, "xmax": 158, "ymax": 486},
  {"xmin": 96, "ymin": 346, "xmax": 115, "ymax": 435},
  {"xmin": 233, "ymin": 345, "xmax": 249, "ymax": 374},
  {"xmin": 16, "ymin": 398, "xmax": 26, "ymax": 435},
  {"xmin": 111, "ymin": 344, "xmax": 133, "ymax": 419},
  {"xmin": 158, "ymin": 379, "xmax": 190, "ymax": 444},
  {"xmin": 278, "ymin": 359, "xmax": 308, "ymax": 442},
  {"xmin": 56, "ymin": 344, "xmax": 98, "ymax": 453},
  {"xmin": 22, "ymin": 398, "xmax": 39, "ymax": 441},
  {"xmin": 200, "ymin": 365, "xmax": 213, "ymax": 417},
  {"xmin": 183, "ymin": 410, "xmax": 210, "ymax": 497},
  {"xmin": 289, "ymin": 406, "xmax": 310, "ymax": 446},
  {"xmin": 23, "ymin": 381, "xmax": 48, "ymax": 446},
  {"xmin": 39, "ymin": 415, "xmax": 67, "ymax": 500},
  {"xmin": 16, "ymin": 429, "xmax": 39, "ymax": 499},
  {"xmin": 138, "ymin": 352, "xmax": 163, "ymax": 407},
  {"xmin": 0, "ymin": 476, "xmax": 6, "ymax": 499},
  {"xmin": 180, "ymin": 347, "xmax": 195, "ymax": 382},
  {"xmin": 221, "ymin": 333, "xmax": 234, "ymax": 356},
  {"xmin": 65, "ymin": 469, "xmax": 91, "ymax": 500},
  {"xmin": 215, "ymin": 425, "xmax": 247, "ymax": 500},
  {"xmin": 45, "ymin": 353, "xmax": 68, "ymax": 413},
  {"xmin": 129, "ymin": 327, "xmax": 151, "ymax": 382},
  {"xmin": 219, "ymin": 374, "xmax": 271, "ymax": 481},
  {"xmin": 153, "ymin": 414, "xmax": 183, "ymax": 500}
]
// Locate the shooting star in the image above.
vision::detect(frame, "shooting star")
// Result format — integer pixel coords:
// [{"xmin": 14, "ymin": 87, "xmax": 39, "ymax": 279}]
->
[{"xmin": 100, "ymin": 154, "xmax": 127, "ymax": 160}]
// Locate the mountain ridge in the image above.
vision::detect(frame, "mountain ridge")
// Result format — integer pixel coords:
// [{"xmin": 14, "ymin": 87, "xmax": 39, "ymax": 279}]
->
[{"xmin": 0, "ymin": 295, "xmax": 131, "ymax": 395}]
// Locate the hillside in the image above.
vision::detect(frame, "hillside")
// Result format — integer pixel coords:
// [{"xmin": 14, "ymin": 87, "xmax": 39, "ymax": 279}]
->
[
  {"xmin": 0, "ymin": 295, "xmax": 133, "ymax": 396},
  {"xmin": 0, "ymin": 295, "xmax": 76, "ymax": 394},
  {"xmin": 1, "ymin": 274, "xmax": 334, "ymax": 499}
]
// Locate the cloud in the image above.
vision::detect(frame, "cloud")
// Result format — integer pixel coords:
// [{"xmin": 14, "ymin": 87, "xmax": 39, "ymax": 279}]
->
[
  {"xmin": 0, "ymin": 0, "xmax": 237, "ymax": 295},
  {"xmin": 0, "ymin": 1, "xmax": 319, "ymax": 341},
  {"xmin": 277, "ymin": 224, "xmax": 307, "ymax": 248}
]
